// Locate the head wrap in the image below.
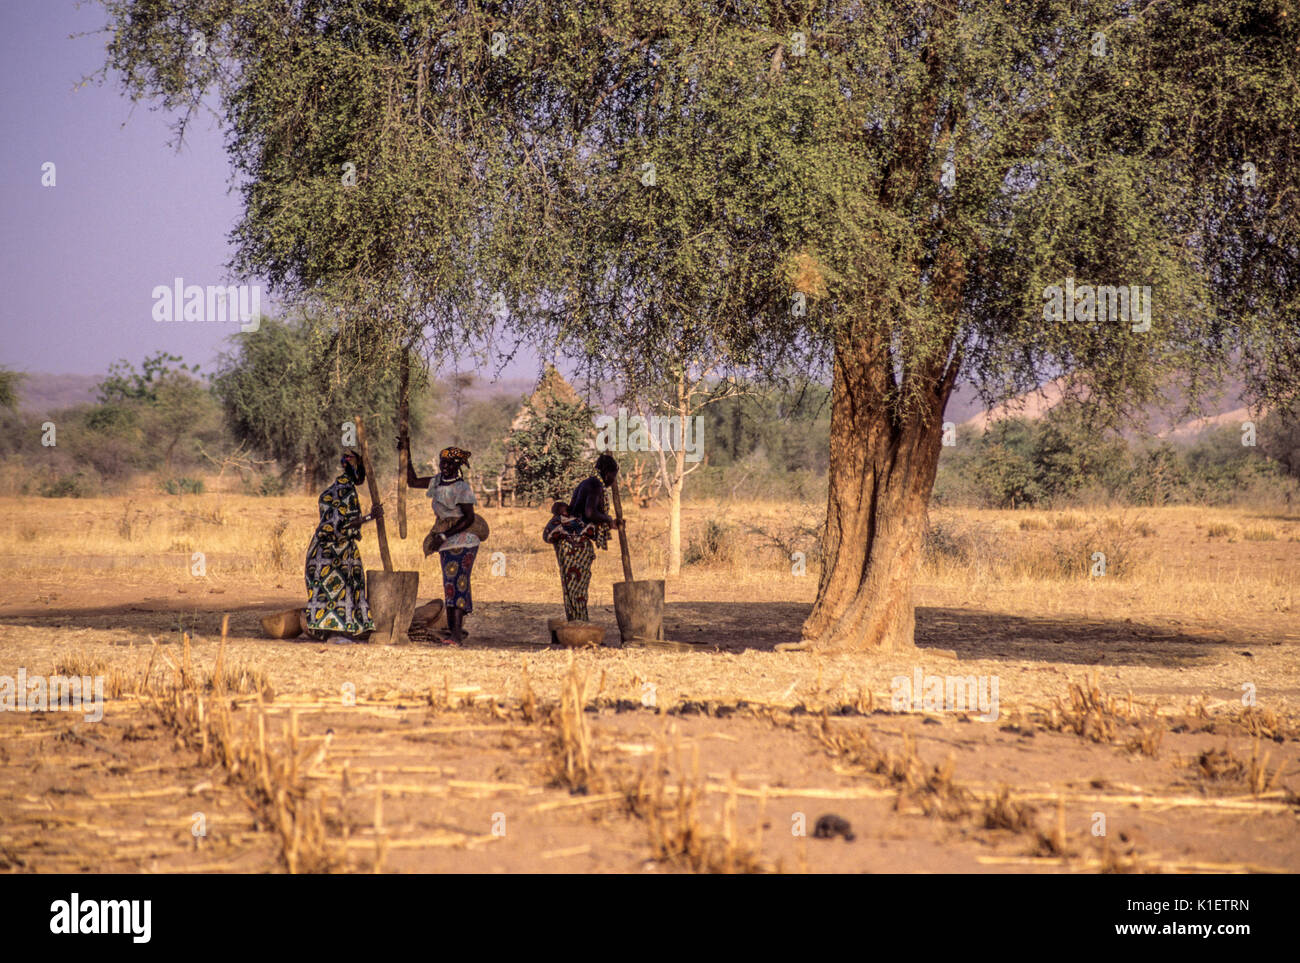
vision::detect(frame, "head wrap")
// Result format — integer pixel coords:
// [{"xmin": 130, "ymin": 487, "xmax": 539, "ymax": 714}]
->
[
  {"xmin": 340, "ymin": 449, "xmax": 365, "ymax": 483},
  {"xmin": 439, "ymin": 446, "xmax": 471, "ymax": 465}
]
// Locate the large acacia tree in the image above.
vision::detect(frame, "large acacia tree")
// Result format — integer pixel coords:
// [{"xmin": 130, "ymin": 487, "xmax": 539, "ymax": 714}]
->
[{"xmin": 102, "ymin": 0, "xmax": 1298, "ymax": 652}]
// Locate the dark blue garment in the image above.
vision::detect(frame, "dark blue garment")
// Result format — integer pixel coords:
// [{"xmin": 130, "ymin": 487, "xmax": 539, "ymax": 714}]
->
[{"xmin": 566, "ymin": 475, "xmax": 612, "ymax": 550}]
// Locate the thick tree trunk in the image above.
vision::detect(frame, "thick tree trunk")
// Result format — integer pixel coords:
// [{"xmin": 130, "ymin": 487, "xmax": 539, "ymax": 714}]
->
[{"xmin": 798, "ymin": 334, "xmax": 955, "ymax": 653}]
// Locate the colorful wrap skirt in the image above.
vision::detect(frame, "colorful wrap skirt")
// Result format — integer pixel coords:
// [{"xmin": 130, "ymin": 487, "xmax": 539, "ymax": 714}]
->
[
  {"xmin": 439, "ymin": 546, "xmax": 478, "ymax": 613},
  {"xmin": 304, "ymin": 532, "xmax": 374, "ymax": 637},
  {"xmin": 554, "ymin": 537, "xmax": 596, "ymax": 622}
]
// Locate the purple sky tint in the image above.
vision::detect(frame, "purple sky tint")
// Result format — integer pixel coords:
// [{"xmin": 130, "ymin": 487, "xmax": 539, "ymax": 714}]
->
[
  {"xmin": 0, "ymin": 1, "xmax": 539, "ymax": 386},
  {"xmin": 1, "ymin": 1, "xmax": 252, "ymax": 377}
]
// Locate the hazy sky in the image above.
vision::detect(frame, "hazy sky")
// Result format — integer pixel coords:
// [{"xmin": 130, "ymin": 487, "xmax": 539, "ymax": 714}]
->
[{"xmin": 0, "ymin": 0, "xmax": 537, "ymax": 385}]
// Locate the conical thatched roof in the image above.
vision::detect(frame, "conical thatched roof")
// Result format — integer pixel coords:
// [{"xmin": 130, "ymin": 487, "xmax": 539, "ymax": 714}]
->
[{"xmin": 509, "ymin": 364, "xmax": 585, "ymax": 432}]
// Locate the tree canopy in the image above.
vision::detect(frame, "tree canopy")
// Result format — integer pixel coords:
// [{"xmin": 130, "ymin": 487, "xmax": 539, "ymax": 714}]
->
[{"xmin": 99, "ymin": 1, "xmax": 1299, "ymax": 408}]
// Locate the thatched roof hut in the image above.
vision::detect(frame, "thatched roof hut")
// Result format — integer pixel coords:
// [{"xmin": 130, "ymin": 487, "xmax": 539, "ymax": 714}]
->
[
  {"xmin": 508, "ymin": 364, "xmax": 585, "ymax": 432},
  {"xmin": 484, "ymin": 365, "xmax": 592, "ymax": 505}
]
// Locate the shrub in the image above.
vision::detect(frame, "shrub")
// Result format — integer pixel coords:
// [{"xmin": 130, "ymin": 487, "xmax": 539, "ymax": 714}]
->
[
  {"xmin": 160, "ymin": 476, "xmax": 206, "ymax": 495},
  {"xmin": 266, "ymin": 519, "xmax": 291, "ymax": 571},
  {"xmin": 38, "ymin": 471, "xmax": 99, "ymax": 498},
  {"xmin": 683, "ymin": 520, "xmax": 741, "ymax": 565},
  {"xmin": 922, "ymin": 517, "xmax": 1003, "ymax": 576},
  {"xmin": 1051, "ymin": 512, "xmax": 1087, "ymax": 531},
  {"xmin": 923, "ymin": 515, "xmax": 1145, "ymax": 581},
  {"xmin": 255, "ymin": 473, "xmax": 289, "ymax": 496},
  {"xmin": 744, "ymin": 514, "xmax": 825, "ymax": 566}
]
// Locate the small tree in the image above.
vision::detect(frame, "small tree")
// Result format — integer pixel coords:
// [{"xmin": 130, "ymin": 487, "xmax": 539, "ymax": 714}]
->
[
  {"xmin": 97, "ymin": 352, "xmax": 197, "ymax": 404},
  {"xmin": 1030, "ymin": 404, "xmax": 1129, "ymax": 503},
  {"xmin": 1260, "ymin": 407, "xmax": 1300, "ymax": 482},
  {"xmin": 508, "ymin": 397, "xmax": 595, "ymax": 505},
  {"xmin": 627, "ymin": 365, "xmax": 739, "ymax": 576},
  {"xmin": 0, "ymin": 368, "xmax": 24, "ymax": 412},
  {"xmin": 1127, "ymin": 443, "xmax": 1186, "ymax": 507},
  {"xmin": 95, "ymin": 352, "xmax": 220, "ymax": 476},
  {"xmin": 970, "ymin": 422, "xmax": 1044, "ymax": 509},
  {"xmin": 212, "ymin": 316, "xmax": 407, "ymax": 490}
]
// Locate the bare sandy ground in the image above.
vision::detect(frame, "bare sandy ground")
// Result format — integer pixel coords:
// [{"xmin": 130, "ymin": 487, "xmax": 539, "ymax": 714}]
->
[{"xmin": 1, "ymin": 498, "xmax": 1297, "ymax": 872}]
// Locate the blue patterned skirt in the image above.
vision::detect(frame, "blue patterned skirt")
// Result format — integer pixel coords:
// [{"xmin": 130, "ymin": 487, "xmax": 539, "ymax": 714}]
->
[{"xmin": 439, "ymin": 547, "xmax": 478, "ymax": 613}]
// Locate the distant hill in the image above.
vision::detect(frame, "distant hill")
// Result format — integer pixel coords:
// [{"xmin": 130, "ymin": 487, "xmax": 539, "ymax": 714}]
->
[
  {"xmin": 956, "ymin": 378, "xmax": 1072, "ymax": 433},
  {"xmin": 942, "ymin": 382, "xmax": 990, "ymax": 425},
  {"xmin": 13, "ymin": 372, "xmax": 101, "ymax": 414},
  {"xmin": 950, "ymin": 374, "xmax": 1258, "ymax": 441},
  {"xmin": 15, "ymin": 368, "xmax": 537, "ymax": 416}
]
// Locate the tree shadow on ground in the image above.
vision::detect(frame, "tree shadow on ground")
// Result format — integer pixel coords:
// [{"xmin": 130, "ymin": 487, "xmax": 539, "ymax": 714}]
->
[
  {"xmin": 655, "ymin": 602, "xmax": 1234, "ymax": 667},
  {"xmin": 0, "ymin": 596, "xmax": 1238, "ymax": 668}
]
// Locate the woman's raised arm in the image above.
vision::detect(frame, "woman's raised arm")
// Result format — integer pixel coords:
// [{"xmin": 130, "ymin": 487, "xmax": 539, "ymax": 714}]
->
[{"xmin": 398, "ymin": 436, "xmax": 433, "ymax": 489}]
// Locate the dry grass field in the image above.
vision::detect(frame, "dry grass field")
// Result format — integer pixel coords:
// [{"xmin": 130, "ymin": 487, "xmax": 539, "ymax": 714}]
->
[{"xmin": 1, "ymin": 491, "xmax": 1297, "ymax": 873}]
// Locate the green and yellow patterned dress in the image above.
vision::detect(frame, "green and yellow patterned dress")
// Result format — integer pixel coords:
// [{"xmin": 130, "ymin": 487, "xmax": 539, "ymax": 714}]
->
[{"xmin": 304, "ymin": 473, "xmax": 374, "ymax": 637}]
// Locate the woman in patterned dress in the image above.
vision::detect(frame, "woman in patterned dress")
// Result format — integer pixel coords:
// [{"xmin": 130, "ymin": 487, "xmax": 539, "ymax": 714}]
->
[
  {"xmin": 304, "ymin": 451, "xmax": 383, "ymax": 642},
  {"xmin": 401, "ymin": 441, "xmax": 478, "ymax": 646},
  {"xmin": 544, "ymin": 453, "xmax": 622, "ymax": 623}
]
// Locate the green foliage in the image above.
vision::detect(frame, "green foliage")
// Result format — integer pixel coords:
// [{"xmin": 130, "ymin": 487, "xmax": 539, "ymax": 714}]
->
[
  {"xmin": 103, "ymin": 0, "xmax": 493, "ymax": 378},
  {"xmin": 702, "ymin": 382, "xmax": 831, "ymax": 473},
  {"xmin": 97, "ymin": 352, "xmax": 198, "ymax": 404},
  {"xmin": 971, "ymin": 440, "xmax": 1044, "ymax": 510},
  {"xmin": 93, "ymin": 352, "xmax": 222, "ymax": 475},
  {"xmin": 38, "ymin": 470, "xmax": 99, "ymax": 499},
  {"xmin": 0, "ymin": 355, "xmax": 223, "ymax": 493},
  {"xmin": 1259, "ymin": 406, "xmax": 1300, "ymax": 481},
  {"xmin": 102, "ymin": 1, "xmax": 1300, "ymax": 417},
  {"xmin": 507, "ymin": 397, "xmax": 595, "ymax": 504},
  {"xmin": 935, "ymin": 413, "xmax": 1294, "ymax": 508},
  {"xmin": 1027, "ymin": 406, "xmax": 1130, "ymax": 501},
  {"xmin": 1179, "ymin": 424, "xmax": 1287, "ymax": 502},
  {"xmin": 159, "ymin": 477, "xmax": 206, "ymax": 495},
  {"xmin": 1125, "ymin": 443, "xmax": 1188, "ymax": 507},
  {"xmin": 0, "ymin": 368, "xmax": 24, "ymax": 411},
  {"xmin": 211, "ymin": 316, "xmax": 408, "ymax": 488}
]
